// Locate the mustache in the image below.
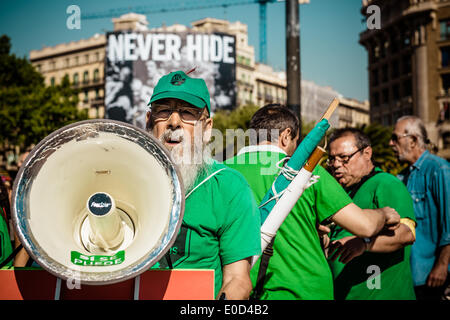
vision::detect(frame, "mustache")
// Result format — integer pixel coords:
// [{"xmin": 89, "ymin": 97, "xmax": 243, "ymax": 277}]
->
[{"xmin": 161, "ymin": 128, "xmax": 186, "ymax": 143}]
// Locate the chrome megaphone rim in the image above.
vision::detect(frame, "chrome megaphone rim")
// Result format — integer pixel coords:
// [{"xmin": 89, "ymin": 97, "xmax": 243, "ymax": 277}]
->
[{"xmin": 11, "ymin": 119, "xmax": 185, "ymax": 285}]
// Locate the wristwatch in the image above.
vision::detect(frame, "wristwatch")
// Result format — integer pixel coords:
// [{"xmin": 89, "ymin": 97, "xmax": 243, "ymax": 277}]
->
[{"xmin": 363, "ymin": 237, "xmax": 372, "ymax": 251}]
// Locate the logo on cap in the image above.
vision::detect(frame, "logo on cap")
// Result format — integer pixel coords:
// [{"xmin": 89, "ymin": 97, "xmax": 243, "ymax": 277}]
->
[{"xmin": 170, "ymin": 74, "xmax": 186, "ymax": 86}]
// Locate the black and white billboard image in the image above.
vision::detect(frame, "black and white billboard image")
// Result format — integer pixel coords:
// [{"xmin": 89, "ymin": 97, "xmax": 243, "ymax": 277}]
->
[{"xmin": 105, "ymin": 31, "xmax": 237, "ymax": 129}]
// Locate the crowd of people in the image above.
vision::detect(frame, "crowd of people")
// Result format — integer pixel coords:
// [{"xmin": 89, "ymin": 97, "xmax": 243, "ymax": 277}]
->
[{"xmin": 0, "ymin": 70, "xmax": 448, "ymax": 300}]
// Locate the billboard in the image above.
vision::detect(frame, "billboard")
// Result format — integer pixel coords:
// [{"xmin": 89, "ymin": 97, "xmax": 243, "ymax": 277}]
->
[{"xmin": 105, "ymin": 31, "xmax": 237, "ymax": 129}]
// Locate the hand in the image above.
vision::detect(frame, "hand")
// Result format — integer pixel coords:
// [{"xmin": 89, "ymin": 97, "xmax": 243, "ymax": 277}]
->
[
  {"xmin": 327, "ymin": 236, "xmax": 366, "ymax": 264},
  {"xmin": 317, "ymin": 224, "xmax": 331, "ymax": 238},
  {"xmin": 317, "ymin": 224, "xmax": 331, "ymax": 250},
  {"xmin": 426, "ymin": 263, "xmax": 448, "ymax": 288},
  {"xmin": 379, "ymin": 207, "xmax": 400, "ymax": 231}
]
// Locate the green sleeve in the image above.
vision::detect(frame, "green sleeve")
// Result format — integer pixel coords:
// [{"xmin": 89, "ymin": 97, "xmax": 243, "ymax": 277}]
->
[
  {"xmin": 217, "ymin": 170, "xmax": 262, "ymax": 265},
  {"xmin": 374, "ymin": 174, "xmax": 416, "ymax": 222},
  {"xmin": 0, "ymin": 212, "xmax": 13, "ymax": 266},
  {"xmin": 313, "ymin": 166, "xmax": 353, "ymax": 223}
]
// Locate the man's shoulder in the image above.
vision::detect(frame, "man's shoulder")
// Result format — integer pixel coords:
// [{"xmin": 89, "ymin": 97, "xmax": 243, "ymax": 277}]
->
[
  {"xmin": 209, "ymin": 160, "xmax": 251, "ymax": 186},
  {"xmin": 422, "ymin": 152, "xmax": 450, "ymax": 171},
  {"xmin": 368, "ymin": 168, "xmax": 403, "ymax": 186}
]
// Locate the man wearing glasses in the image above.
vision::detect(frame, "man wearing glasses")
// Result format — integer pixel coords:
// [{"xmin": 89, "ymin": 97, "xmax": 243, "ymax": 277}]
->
[
  {"xmin": 390, "ymin": 116, "xmax": 450, "ymax": 300},
  {"xmin": 225, "ymin": 106, "xmax": 402, "ymax": 300},
  {"xmin": 326, "ymin": 128, "xmax": 416, "ymax": 300},
  {"xmin": 146, "ymin": 70, "xmax": 261, "ymax": 300}
]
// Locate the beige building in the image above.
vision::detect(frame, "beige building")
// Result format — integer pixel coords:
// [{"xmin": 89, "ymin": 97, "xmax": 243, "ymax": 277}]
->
[
  {"xmin": 29, "ymin": 13, "xmax": 368, "ymax": 130},
  {"xmin": 338, "ymin": 97, "xmax": 371, "ymax": 128},
  {"xmin": 29, "ymin": 33, "xmax": 106, "ymax": 119},
  {"xmin": 360, "ymin": 0, "xmax": 450, "ymax": 159}
]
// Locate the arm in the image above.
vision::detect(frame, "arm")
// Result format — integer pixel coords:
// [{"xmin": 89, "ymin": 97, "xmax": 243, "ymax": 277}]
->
[
  {"xmin": 13, "ymin": 232, "xmax": 29, "ymax": 267},
  {"xmin": 217, "ymin": 258, "xmax": 253, "ymax": 300},
  {"xmin": 427, "ymin": 244, "xmax": 450, "ymax": 288},
  {"xmin": 330, "ymin": 203, "xmax": 400, "ymax": 238},
  {"xmin": 427, "ymin": 164, "xmax": 450, "ymax": 287},
  {"xmin": 328, "ymin": 223, "xmax": 415, "ymax": 264},
  {"xmin": 367, "ymin": 221, "xmax": 415, "ymax": 252}
]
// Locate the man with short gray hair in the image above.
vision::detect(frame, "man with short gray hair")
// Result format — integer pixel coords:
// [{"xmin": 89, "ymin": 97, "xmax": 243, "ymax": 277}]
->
[
  {"xmin": 390, "ymin": 115, "xmax": 450, "ymax": 300},
  {"xmin": 327, "ymin": 128, "xmax": 416, "ymax": 300}
]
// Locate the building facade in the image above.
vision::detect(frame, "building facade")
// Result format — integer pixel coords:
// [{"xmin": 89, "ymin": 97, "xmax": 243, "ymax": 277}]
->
[
  {"xmin": 29, "ymin": 13, "xmax": 368, "ymax": 131},
  {"xmin": 360, "ymin": 0, "xmax": 450, "ymax": 159},
  {"xmin": 29, "ymin": 33, "xmax": 106, "ymax": 119}
]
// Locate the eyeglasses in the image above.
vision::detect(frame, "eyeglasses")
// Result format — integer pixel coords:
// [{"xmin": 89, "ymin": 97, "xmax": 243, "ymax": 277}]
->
[
  {"xmin": 151, "ymin": 105, "xmax": 206, "ymax": 124},
  {"xmin": 391, "ymin": 133, "xmax": 413, "ymax": 143},
  {"xmin": 327, "ymin": 147, "xmax": 364, "ymax": 166}
]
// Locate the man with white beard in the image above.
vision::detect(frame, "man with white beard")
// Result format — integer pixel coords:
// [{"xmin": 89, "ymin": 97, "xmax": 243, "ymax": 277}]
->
[{"xmin": 145, "ymin": 70, "xmax": 261, "ymax": 300}]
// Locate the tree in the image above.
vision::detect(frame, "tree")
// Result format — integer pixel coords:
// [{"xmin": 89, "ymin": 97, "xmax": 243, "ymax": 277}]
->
[
  {"xmin": 0, "ymin": 35, "xmax": 88, "ymax": 164},
  {"xmin": 361, "ymin": 122, "xmax": 407, "ymax": 175},
  {"xmin": 212, "ymin": 104, "xmax": 260, "ymax": 159}
]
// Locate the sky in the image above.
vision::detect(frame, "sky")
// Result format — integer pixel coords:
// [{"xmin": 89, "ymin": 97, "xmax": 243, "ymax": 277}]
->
[{"xmin": 0, "ymin": 0, "xmax": 368, "ymax": 101}]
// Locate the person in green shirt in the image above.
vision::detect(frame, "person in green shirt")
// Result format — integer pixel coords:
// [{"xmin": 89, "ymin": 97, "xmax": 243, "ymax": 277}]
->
[
  {"xmin": 326, "ymin": 128, "xmax": 416, "ymax": 300},
  {"xmin": 146, "ymin": 70, "xmax": 261, "ymax": 300},
  {"xmin": 0, "ymin": 176, "xmax": 13, "ymax": 267},
  {"xmin": 225, "ymin": 104, "xmax": 401, "ymax": 300}
]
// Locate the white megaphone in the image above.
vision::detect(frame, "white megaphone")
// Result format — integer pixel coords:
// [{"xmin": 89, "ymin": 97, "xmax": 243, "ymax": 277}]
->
[{"xmin": 11, "ymin": 119, "xmax": 185, "ymax": 285}]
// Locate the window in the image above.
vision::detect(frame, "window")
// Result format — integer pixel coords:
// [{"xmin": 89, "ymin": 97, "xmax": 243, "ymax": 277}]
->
[
  {"xmin": 382, "ymin": 64, "xmax": 388, "ymax": 82},
  {"xmin": 382, "ymin": 114, "xmax": 391, "ymax": 126},
  {"xmin": 50, "ymin": 77, "xmax": 55, "ymax": 86},
  {"xmin": 382, "ymin": 88, "xmax": 389, "ymax": 104},
  {"xmin": 443, "ymin": 132, "xmax": 450, "ymax": 150},
  {"xmin": 73, "ymin": 73, "xmax": 79, "ymax": 85},
  {"xmin": 85, "ymin": 54, "xmax": 89, "ymax": 64},
  {"xmin": 442, "ymin": 74, "xmax": 450, "ymax": 93},
  {"xmin": 83, "ymin": 71, "xmax": 89, "ymax": 84},
  {"xmin": 372, "ymin": 92, "xmax": 380, "ymax": 107},
  {"xmin": 403, "ymin": 79, "xmax": 412, "ymax": 97},
  {"xmin": 391, "ymin": 60, "xmax": 399, "ymax": 79},
  {"xmin": 402, "ymin": 55, "xmax": 411, "ymax": 74},
  {"xmin": 440, "ymin": 102, "xmax": 450, "ymax": 122},
  {"xmin": 441, "ymin": 46, "xmax": 450, "ymax": 68},
  {"xmin": 371, "ymin": 69, "xmax": 379, "ymax": 86},
  {"xmin": 393, "ymin": 84, "xmax": 400, "ymax": 101},
  {"xmin": 440, "ymin": 19, "xmax": 450, "ymax": 40},
  {"xmin": 93, "ymin": 69, "xmax": 99, "ymax": 82},
  {"xmin": 83, "ymin": 90, "xmax": 89, "ymax": 103}
]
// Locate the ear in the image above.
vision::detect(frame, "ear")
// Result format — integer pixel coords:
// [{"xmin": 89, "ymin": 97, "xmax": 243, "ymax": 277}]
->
[
  {"xmin": 145, "ymin": 111, "xmax": 151, "ymax": 131},
  {"xmin": 409, "ymin": 135, "xmax": 419, "ymax": 148},
  {"xmin": 363, "ymin": 146, "xmax": 373, "ymax": 160},
  {"xmin": 279, "ymin": 128, "xmax": 292, "ymax": 148},
  {"xmin": 203, "ymin": 117, "xmax": 213, "ymax": 142}
]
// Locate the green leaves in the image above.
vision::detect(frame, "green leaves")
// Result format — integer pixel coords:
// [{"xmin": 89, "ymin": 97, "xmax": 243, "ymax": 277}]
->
[
  {"xmin": 0, "ymin": 35, "xmax": 88, "ymax": 159},
  {"xmin": 361, "ymin": 123, "xmax": 407, "ymax": 175}
]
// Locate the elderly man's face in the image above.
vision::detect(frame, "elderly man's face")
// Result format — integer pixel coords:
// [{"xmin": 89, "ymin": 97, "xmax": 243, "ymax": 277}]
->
[
  {"xmin": 389, "ymin": 120, "xmax": 414, "ymax": 163},
  {"xmin": 147, "ymin": 98, "xmax": 212, "ymax": 162},
  {"xmin": 328, "ymin": 135, "xmax": 372, "ymax": 188}
]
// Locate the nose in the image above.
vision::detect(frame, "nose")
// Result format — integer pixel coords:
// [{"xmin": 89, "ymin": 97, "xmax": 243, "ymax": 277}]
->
[
  {"xmin": 167, "ymin": 110, "xmax": 183, "ymax": 130},
  {"xmin": 331, "ymin": 160, "xmax": 342, "ymax": 170},
  {"xmin": 388, "ymin": 138, "xmax": 395, "ymax": 147}
]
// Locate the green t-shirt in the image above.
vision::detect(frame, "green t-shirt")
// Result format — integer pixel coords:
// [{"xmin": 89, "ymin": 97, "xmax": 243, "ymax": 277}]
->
[
  {"xmin": 0, "ymin": 211, "xmax": 12, "ymax": 267},
  {"xmin": 328, "ymin": 167, "xmax": 416, "ymax": 300},
  {"xmin": 152, "ymin": 160, "xmax": 261, "ymax": 298},
  {"xmin": 225, "ymin": 146, "xmax": 353, "ymax": 300}
]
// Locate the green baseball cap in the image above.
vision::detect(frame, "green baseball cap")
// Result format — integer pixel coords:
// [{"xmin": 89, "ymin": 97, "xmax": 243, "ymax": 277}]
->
[{"xmin": 148, "ymin": 71, "xmax": 211, "ymax": 114}]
